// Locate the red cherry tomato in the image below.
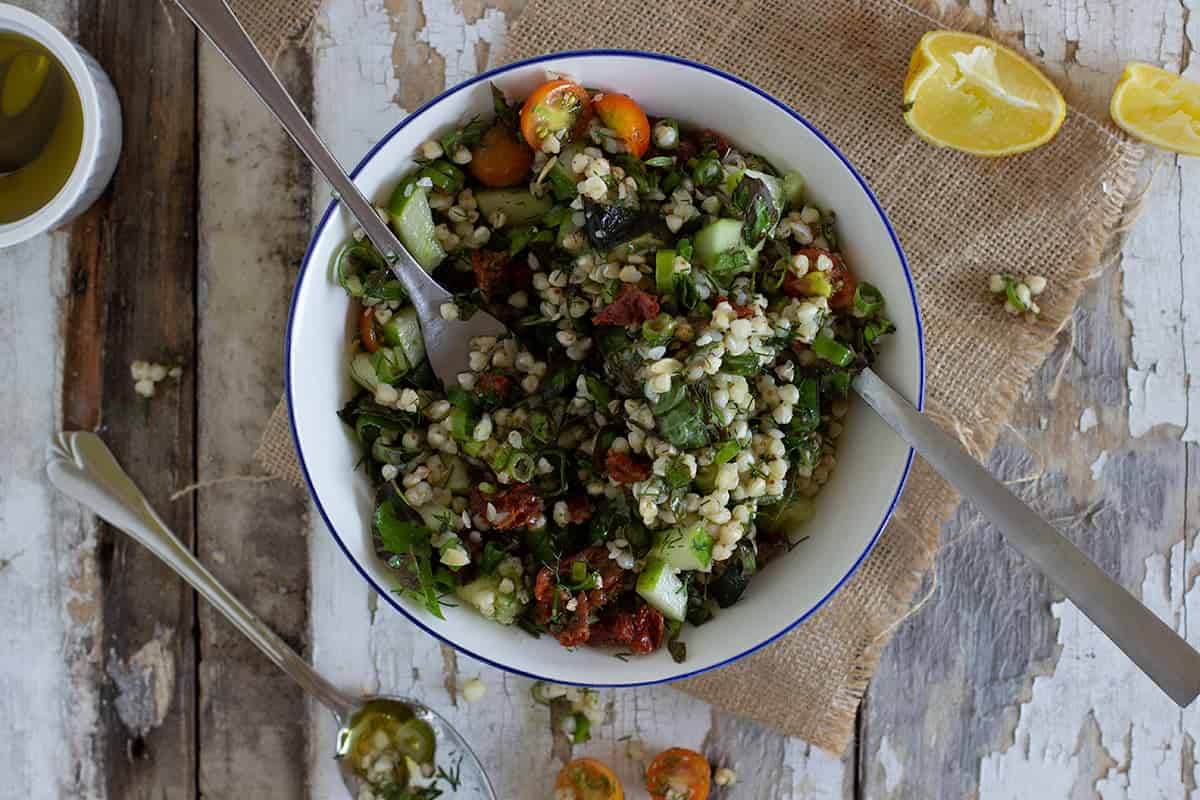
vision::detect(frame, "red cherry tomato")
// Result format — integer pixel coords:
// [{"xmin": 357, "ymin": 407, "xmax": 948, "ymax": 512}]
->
[
  {"xmin": 645, "ymin": 748, "xmax": 711, "ymax": 800},
  {"xmin": 469, "ymin": 124, "xmax": 534, "ymax": 187},
  {"xmin": 592, "ymin": 92, "xmax": 651, "ymax": 158},
  {"xmin": 520, "ymin": 78, "xmax": 593, "ymax": 152}
]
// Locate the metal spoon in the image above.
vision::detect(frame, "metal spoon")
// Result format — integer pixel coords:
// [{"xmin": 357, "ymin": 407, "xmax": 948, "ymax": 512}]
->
[
  {"xmin": 854, "ymin": 367, "xmax": 1200, "ymax": 707},
  {"xmin": 173, "ymin": 0, "xmax": 506, "ymax": 387},
  {"xmin": 46, "ymin": 431, "xmax": 496, "ymax": 798}
]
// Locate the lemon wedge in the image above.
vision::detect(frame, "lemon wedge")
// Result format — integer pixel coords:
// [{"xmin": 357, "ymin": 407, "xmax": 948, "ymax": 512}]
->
[
  {"xmin": 903, "ymin": 31, "xmax": 1067, "ymax": 156},
  {"xmin": 1110, "ymin": 62, "xmax": 1200, "ymax": 156}
]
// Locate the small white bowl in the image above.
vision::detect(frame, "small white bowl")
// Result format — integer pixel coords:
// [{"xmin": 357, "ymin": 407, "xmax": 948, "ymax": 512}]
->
[
  {"xmin": 287, "ymin": 51, "xmax": 925, "ymax": 687},
  {"xmin": 0, "ymin": 3, "xmax": 122, "ymax": 248}
]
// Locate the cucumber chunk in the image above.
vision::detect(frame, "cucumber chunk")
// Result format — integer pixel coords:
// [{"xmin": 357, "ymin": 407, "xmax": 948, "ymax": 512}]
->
[
  {"xmin": 475, "ymin": 188, "xmax": 553, "ymax": 225},
  {"xmin": 693, "ymin": 218, "xmax": 758, "ymax": 276},
  {"xmin": 636, "ymin": 557, "xmax": 687, "ymax": 621},
  {"xmin": 652, "ymin": 522, "xmax": 714, "ymax": 573},
  {"xmin": 381, "ymin": 306, "xmax": 426, "ymax": 371},
  {"xmin": 388, "ymin": 184, "xmax": 446, "ymax": 272},
  {"xmin": 782, "ymin": 170, "xmax": 805, "ymax": 209},
  {"xmin": 350, "ymin": 352, "xmax": 380, "ymax": 391},
  {"xmin": 457, "ymin": 574, "xmax": 524, "ymax": 625},
  {"xmin": 415, "ymin": 503, "xmax": 457, "ymax": 532}
]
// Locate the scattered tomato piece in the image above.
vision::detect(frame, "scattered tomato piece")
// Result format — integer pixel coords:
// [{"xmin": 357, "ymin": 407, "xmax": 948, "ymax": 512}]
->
[
  {"xmin": 593, "ymin": 285, "xmax": 661, "ymax": 327},
  {"xmin": 592, "ymin": 92, "xmax": 651, "ymax": 158},
  {"xmin": 646, "ymin": 748, "xmax": 711, "ymax": 800},
  {"xmin": 469, "ymin": 124, "xmax": 534, "ymax": 187},
  {"xmin": 520, "ymin": 78, "xmax": 593, "ymax": 153},
  {"xmin": 556, "ymin": 757, "xmax": 625, "ymax": 800}
]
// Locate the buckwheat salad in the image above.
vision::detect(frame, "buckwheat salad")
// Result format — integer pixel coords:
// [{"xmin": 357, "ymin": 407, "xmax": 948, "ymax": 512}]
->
[{"xmin": 335, "ymin": 78, "xmax": 894, "ymax": 660}]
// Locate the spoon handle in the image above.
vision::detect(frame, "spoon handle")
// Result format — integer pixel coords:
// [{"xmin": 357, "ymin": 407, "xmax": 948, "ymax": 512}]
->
[
  {"xmin": 854, "ymin": 367, "xmax": 1200, "ymax": 707},
  {"xmin": 172, "ymin": 0, "xmax": 449, "ymax": 320},
  {"xmin": 46, "ymin": 431, "xmax": 358, "ymax": 719}
]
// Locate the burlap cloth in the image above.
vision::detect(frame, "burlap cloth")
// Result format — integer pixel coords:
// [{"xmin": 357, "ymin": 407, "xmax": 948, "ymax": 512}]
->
[{"xmin": 246, "ymin": 0, "xmax": 1142, "ymax": 753}]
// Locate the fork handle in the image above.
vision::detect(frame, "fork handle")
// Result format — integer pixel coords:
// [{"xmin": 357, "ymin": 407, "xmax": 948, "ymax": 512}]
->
[
  {"xmin": 172, "ymin": 0, "xmax": 449, "ymax": 319},
  {"xmin": 45, "ymin": 431, "xmax": 357, "ymax": 718},
  {"xmin": 854, "ymin": 367, "xmax": 1200, "ymax": 707}
]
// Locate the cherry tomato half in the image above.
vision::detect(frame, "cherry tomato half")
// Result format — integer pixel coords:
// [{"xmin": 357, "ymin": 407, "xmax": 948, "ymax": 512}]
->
[
  {"xmin": 555, "ymin": 757, "xmax": 624, "ymax": 800},
  {"xmin": 645, "ymin": 748, "xmax": 711, "ymax": 800},
  {"xmin": 520, "ymin": 78, "xmax": 593, "ymax": 152},
  {"xmin": 359, "ymin": 305, "xmax": 380, "ymax": 353},
  {"xmin": 469, "ymin": 124, "xmax": 534, "ymax": 187},
  {"xmin": 592, "ymin": 92, "xmax": 651, "ymax": 158}
]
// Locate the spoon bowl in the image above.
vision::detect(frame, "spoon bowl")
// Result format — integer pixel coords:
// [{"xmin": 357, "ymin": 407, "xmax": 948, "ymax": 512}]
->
[{"xmin": 45, "ymin": 431, "xmax": 495, "ymax": 798}]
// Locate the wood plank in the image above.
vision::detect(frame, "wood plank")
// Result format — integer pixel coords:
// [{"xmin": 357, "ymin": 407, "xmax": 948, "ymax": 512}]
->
[
  {"xmin": 0, "ymin": 6, "xmax": 107, "ymax": 792},
  {"xmin": 193, "ymin": 36, "xmax": 313, "ymax": 798},
  {"xmin": 306, "ymin": 2, "xmax": 853, "ymax": 797},
  {"xmin": 860, "ymin": 2, "xmax": 1198, "ymax": 797},
  {"xmin": 66, "ymin": 0, "xmax": 199, "ymax": 796}
]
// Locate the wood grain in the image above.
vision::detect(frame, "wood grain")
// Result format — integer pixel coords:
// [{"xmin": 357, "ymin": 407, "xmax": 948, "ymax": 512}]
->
[
  {"xmin": 67, "ymin": 0, "xmax": 198, "ymax": 796},
  {"xmin": 193, "ymin": 39, "xmax": 313, "ymax": 798},
  {"xmin": 858, "ymin": 2, "xmax": 1199, "ymax": 798}
]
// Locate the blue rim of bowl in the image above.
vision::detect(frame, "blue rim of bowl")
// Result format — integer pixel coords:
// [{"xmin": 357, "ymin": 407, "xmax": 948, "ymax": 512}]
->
[{"xmin": 286, "ymin": 48, "xmax": 926, "ymax": 688}]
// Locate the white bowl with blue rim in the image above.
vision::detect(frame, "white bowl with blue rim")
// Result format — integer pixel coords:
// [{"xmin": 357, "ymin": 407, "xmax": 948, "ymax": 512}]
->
[{"xmin": 287, "ymin": 50, "xmax": 924, "ymax": 687}]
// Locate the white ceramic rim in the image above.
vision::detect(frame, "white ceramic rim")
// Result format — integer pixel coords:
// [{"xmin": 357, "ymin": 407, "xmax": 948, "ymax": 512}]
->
[
  {"xmin": 0, "ymin": 3, "xmax": 102, "ymax": 247},
  {"xmin": 287, "ymin": 49, "xmax": 927, "ymax": 687}
]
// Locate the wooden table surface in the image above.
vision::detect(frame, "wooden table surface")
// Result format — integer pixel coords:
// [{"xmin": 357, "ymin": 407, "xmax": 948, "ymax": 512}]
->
[{"xmin": 2, "ymin": 0, "xmax": 1197, "ymax": 797}]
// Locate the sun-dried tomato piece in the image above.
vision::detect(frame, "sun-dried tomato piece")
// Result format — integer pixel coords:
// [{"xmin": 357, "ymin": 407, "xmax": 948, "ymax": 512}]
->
[
  {"xmin": 781, "ymin": 249, "xmax": 857, "ymax": 308},
  {"xmin": 629, "ymin": 605, "xmax": 666, "ymax": 654},
  {"xmin": 606, "ymin": 450, "xmax": 652, "ymax": 484},
  {"xmin": 471, "ymin": 249, "xmax": 511, "ymax": 302},
  {"xmin": 589, "ymin": 610, "xmax": 636, "ymax": 648},
  {"xmin": 566, "ymin": 495, "xmax": 593, "ymax": 524},
  {"xmin": 473, "ymin": 483, "xmax": 545, "ymax": 530},
  {"xmin": 556, "ymin": 591, "xmax": 592, "ymax": 647},
  {"xmin": 593, "ymin": 284, "xmax": 661, "ymax": 327},
  {"xmin": 477, "ymin": 372, "xmax": 513, "ymax": 401},
  {"xmin": 694, "ymin": 128, "xmax": 731, "ymax": 156}
]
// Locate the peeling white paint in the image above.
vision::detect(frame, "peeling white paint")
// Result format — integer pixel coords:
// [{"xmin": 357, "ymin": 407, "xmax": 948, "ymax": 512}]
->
[
  {"xmin": 978, "ymin": 538, "xmax": 1200, "ymax": 799},
  {"xmin": 416, "ymin": 0, "xmax": 508, "ymax": 84},
  {"xmin": 1090, "ymin": 450, "xmax": 1108, "ymax": 481},
  {"xmin": 107, "ymin": 629, "xmax": 177, "ymax": 737},
  {"xmin": 1079, "ymin": 407, "xmax": 1098, "ymax": 433},
  {"xmin": 878, "ymin": 734, "xmax": 904, "ymax": 795}
]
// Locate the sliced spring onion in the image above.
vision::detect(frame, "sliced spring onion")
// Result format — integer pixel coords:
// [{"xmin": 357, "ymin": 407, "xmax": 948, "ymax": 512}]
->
[
  {"xmin": 852, "ymin": 282, "xmax": 885, "ymax": 317},
  {"xmin": 509, "ymin": 452, "xmax": 535, "ymax": 482},
  {"xmin": 641, "ymin": 313, "xmax": 676, "ymax": 346},
  {"xmin": 1004, "ymin": 279, "xmax": 1026, "ymax": 312},
  {"xmin": 655, "ymin": 249, "xmax": 677, "ymax": 295},
  {"xmin": 692, "ymin": 156, "xmax": 722, "ymax": 188},
  {"xmin": 334, "ymin": 240, "xmax": 386, "ymax": 297},
  {"xmin": 664, "ymin": 457, "xmax": 692, "ymax": 489},
  {"xmin": 570, "ymin": 560, "xmax": 587, "ymax": 583},
  {"xmin": 370, "ymin": 347, "xmax": 408, "ymax": 384},
  {"xmin": 811, "ymin": 334, "xmax": 855, "ymax": 367},
  {"xmin": 644, "ymin": 155, "xmax": 675, "ymax": 168},
  {"xmin": 489, "ymin": 444, "xmax": 513, "ymax": 472}
]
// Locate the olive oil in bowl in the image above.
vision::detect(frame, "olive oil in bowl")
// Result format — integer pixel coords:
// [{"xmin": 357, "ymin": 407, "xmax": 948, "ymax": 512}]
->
[{"xmin": 0, "ymin": 30, "xmax": 83, "ymax": 224}]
